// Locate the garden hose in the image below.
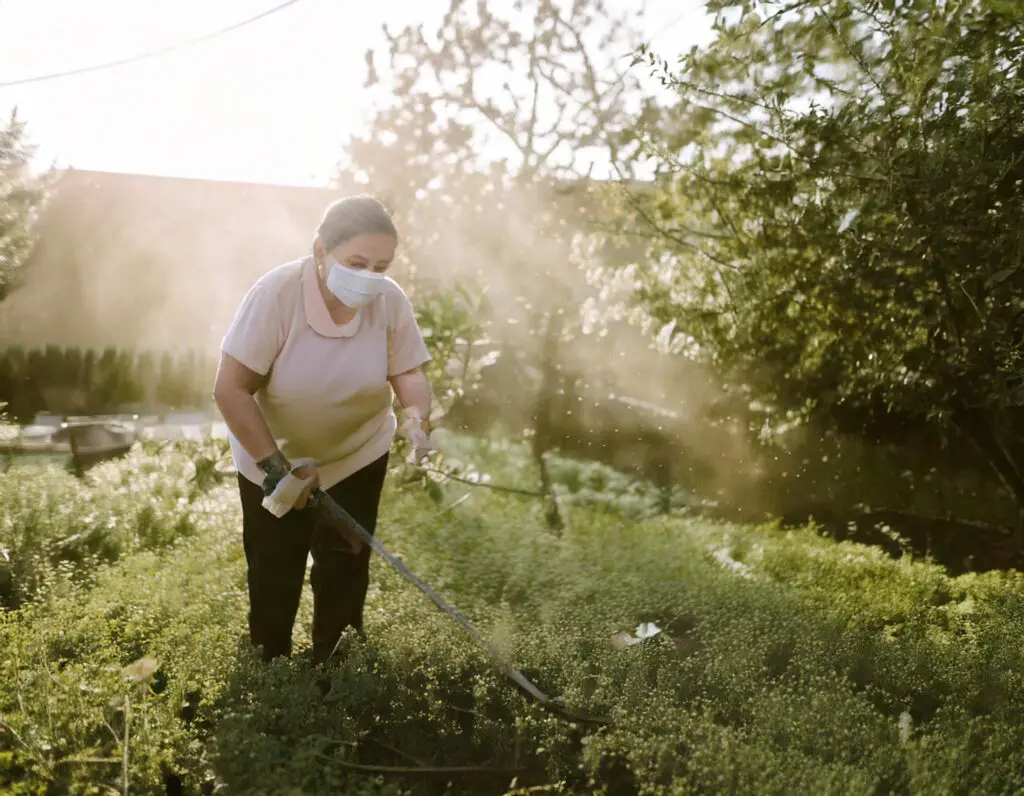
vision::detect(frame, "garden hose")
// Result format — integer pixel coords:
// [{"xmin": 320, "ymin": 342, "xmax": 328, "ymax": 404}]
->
[{"xmin": 308, "ymin": 487, "xmax": 613, "ymax": 727}]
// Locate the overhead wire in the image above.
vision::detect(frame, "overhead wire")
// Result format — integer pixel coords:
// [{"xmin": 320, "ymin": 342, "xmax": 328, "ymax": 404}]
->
[
  {"xmin": 648, "ymin": 9, "xmax": 689, "ymax": 46},
  {"xmin": 0, "ymin": 0, "xmax": 306, "ymax": 88}
]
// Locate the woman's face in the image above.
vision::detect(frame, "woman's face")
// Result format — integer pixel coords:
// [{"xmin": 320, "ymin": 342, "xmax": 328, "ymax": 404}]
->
[{"xmin": 322, "ymin": 233, "xmax": 397, "ymax": 275}]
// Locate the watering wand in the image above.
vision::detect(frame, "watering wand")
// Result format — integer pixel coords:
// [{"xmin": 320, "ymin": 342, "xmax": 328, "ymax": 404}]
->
[
  {"xmin": 305, "ymin": 485, "xmax": 612, "ymax": 726},
  {"xmin": 257, "ymin": 410, "xmax": 611, "ymax": 726}
]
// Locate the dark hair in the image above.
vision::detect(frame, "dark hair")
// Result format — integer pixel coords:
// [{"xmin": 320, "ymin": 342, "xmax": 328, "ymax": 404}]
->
[{"xmin": 316, "ymin": 194, "xmax": 398, "ymax": 252}]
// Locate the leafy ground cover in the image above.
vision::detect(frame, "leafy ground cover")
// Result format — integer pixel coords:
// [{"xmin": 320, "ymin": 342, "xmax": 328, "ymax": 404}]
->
[{"xmin": 3, "ymin": 438, "xmax": 1024, "ymax": 795}]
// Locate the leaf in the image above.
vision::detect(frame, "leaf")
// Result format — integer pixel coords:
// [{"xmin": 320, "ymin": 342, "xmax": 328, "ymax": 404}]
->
[
  {"xmin": 987, "ymin": 267, "xmax": 1017, "ymax": 287},
  {"xmin": 122, "ymin": 656, "xmax": 160, "ymax": 683},
  {"xmin": 611, "ymin": 621, "xmax": 664, "ymax": 648},
  {"xmin": 837, "ymin": 209, "xmax": 860, "ymax": 234}
]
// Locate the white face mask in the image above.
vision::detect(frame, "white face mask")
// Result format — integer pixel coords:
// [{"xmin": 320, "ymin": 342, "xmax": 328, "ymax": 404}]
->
[{"xmin": 323, "ymin": 256, "xmax": 391, "ymax": 309}]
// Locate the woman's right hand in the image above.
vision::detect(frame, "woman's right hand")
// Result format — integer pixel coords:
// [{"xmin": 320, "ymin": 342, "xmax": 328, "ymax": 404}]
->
[{"xmin": 292, "ymin": 461, "xmax": 320, "ymax": 510}]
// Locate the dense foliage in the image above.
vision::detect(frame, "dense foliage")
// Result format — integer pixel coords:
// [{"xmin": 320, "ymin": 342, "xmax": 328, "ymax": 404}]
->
[
  {"xmin": 614, "ymin": 0, "xmax": 1024, "ymax": 536},
  {"xmin": 4, "ymin": 440, "xmax": 1024, "ymax": 794},
  {"xmin": 0, "ymin": 345, "xmax": 217, "ymax": 421},
  {"xmin": 331, "ymin": 0, "xmax": 1024, "ymax": 556},
  {"xmin": 0, "ymin": 109, "xmax": 49, "ymax": 302}
]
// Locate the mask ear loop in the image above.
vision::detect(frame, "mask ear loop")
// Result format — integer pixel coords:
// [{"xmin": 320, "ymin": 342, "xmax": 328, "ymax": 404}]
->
[
  {"xmin": 316, "ymin": 251, "xmax": 329, "ymax": 281},
  {"xmin": 313, "ymin": 234, "xmax": 325, "ymax": 280}
]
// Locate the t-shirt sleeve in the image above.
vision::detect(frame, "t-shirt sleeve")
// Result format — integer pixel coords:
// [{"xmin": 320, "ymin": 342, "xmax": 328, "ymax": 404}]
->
[
  {"xmin": 387, "ymin": 286, "xmax": 432, "ymax": 378},
  {"xmin": 221, "ymin": 279, "xmax": 288, "ymax": 377}
]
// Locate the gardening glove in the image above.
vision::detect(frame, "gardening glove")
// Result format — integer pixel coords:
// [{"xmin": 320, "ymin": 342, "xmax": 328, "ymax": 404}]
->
[
  {"xmin": 398, "ymin": 407, "xmax": 433, "ymax": 465},
  {"xmin": 261, "ymin": 458, "xmax": 319, "ymax": 518}
]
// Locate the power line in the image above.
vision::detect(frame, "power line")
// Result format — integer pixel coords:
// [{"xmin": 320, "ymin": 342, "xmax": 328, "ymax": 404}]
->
[
  {"xmin": 0, "ymin": 0, "xmax": 306, "ymax": 89},
  {"xmin": 649, "ymin": 10, "xmax": 689, "ymax": 45}
]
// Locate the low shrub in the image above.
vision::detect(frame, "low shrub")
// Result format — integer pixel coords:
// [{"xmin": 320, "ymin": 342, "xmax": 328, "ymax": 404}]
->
[
  {"xmin": 2, "ymin": 441, "xmax": 1024, "ymax": 794},
  {"xmin": 0, "ymin": 439, "xmax": 232, "ymax": 609}
]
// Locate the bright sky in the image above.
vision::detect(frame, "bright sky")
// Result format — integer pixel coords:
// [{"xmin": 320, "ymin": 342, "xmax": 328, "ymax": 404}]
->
[{"xmin": 0, "ymin": 0, "xmax": 714, "ymax": 187}]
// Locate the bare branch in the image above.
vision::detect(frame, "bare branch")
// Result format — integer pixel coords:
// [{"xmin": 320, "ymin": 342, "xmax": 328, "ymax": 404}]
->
[
  {"xmin": 524, "ymin": 37, "xmax": 542, "ymax": 158},
  {"xmin": 552, "ymin": 12, "xmax": 601, "ymax": 98},
  {"xmin": 449, "ymin": 82, "xmax": 532, "ymax": 162}
]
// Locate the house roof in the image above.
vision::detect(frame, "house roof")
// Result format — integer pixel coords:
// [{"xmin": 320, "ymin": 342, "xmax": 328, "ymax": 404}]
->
[{"xmin": 0, "ymin": 168, "xmax": 341, "ymax": 351}]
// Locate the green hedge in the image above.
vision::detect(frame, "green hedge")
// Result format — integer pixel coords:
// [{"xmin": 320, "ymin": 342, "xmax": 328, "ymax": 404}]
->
[
  {"xmin": 0, "ymin": 285, "xmax": 485, "ymax": 423},
  {"xmin": 0, "ymin": 345, "xmax": 218, "ymax": 420},
  {"xmin": 2, "ymin": 442, "xmax": 1024, "ymax": 794}
]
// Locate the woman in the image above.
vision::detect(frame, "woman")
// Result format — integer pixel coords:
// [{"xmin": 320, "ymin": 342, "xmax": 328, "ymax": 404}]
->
[{"xmin": 213, "ymin": 195, "xmax": 433, "ymax": 665}]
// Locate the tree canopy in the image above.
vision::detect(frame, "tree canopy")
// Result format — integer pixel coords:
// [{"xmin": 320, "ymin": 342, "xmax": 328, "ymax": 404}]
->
[
  {"xmin": 612, "ymin": 0, "xmax": 1024, "ymax": 533},
  {"xmin": 0, "ymin": 108, "xmax": 49, "ymax": 302}
]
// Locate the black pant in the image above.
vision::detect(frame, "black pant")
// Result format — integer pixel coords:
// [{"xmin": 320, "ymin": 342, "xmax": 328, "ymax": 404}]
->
[{"xmin": 238, "ymin": 452, "xmax": 389, "ymax": 664}]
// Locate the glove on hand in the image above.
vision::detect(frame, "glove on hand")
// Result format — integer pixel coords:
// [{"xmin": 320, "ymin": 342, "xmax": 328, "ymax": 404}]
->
[
  {"xmin": 398, "ymin": 407, "xmax": 433, "ymax": 464},
  {"xmin": 261, "ymin": 458, "xmax": 319, "ymax": 518}
]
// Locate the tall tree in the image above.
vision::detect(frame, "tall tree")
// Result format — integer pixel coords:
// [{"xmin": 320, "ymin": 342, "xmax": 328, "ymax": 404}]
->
[
  {"xmin": 92, "ymin": 347, "xmax": 123, "ymax": 411},
  {"xmin": 616, "ymin": 0, "xmax": 1024, "ymax": 536},
  {"xmin": 340, "ymin": 0, "xmax": 650, "ymax": 312},
  {"xmin": 81, "ymin": 349, "xmax": 97, "ymax": 412},
  {"xmin": 135, "ymin": 350, "xmax": 157, "ymax": 410},
  {"xmin": 0, "ymin": 109, "xmax": 50, "ymax": 301},
  {"xmin": 117, "ymin": 349, "xmax": 143, "ymax": 406},
  {"xmin": 342, "ymin": 0, "xmax": 655, "ymax": 524}
]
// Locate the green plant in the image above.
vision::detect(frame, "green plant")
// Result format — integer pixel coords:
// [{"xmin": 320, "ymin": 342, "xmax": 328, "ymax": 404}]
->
[
  {"xmin": 5, "ymin": 440, "xmax": 1024, "ymax": 794},
  {"xmin": 615, "ymin": 0, "xmax": 1024, "ymax": 540}
]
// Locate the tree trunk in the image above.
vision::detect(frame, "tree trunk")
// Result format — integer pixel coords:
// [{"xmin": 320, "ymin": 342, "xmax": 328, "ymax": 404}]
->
[{"xmin": 532, "ymin": 311, "xmax": 565, "ymax": 534}]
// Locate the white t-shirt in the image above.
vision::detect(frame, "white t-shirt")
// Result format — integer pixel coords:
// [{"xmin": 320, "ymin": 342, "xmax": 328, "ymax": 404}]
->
[{"xmin": 220, "ymin": 255, "xmax": 431, "ymax": 490}]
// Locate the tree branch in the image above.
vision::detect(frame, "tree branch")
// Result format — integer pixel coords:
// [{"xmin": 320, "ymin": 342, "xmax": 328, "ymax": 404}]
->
[
  {"xmin": 524, "ymin": 37, "xmax": 542, "ymax": 161},
  {"xmin": 617, "ymin": 181, "xmax": 738, "ymax": 270},
  {"xmin": 552, "ymin": 12, "xmax": 601, "ymax": 99},
  {"xmin": 452, "ymin": 84, "xmax": 532, "ymax": 163},
  {"xmin": 817, "ymin": 9, "xmax": 888, "ymax": 101},
  {"xmin": 0, "ymin": 717, "xmax": 30, "ymax": 751},
  {"xmin": 314, "ymin": 752, "xmax": 527, "ymax": 776},
  {"xmin": 759, "ymin": 0, "xmax": 818, "ymax": 29}
]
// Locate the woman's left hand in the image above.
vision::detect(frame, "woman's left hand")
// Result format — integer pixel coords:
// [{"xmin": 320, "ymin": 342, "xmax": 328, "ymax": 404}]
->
[
  {"xmin": 406, "ymin": 422, "xmax": 433, "ymax": 464},
  {"xmin": 399, "ymin": 410, "xmax": 433, "ymax": 463}
]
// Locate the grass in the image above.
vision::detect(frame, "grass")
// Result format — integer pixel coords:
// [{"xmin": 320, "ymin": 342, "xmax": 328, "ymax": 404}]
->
[{"xmin": 2, "ymin": 436, "xmax": 1024, "ymax": 794}]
